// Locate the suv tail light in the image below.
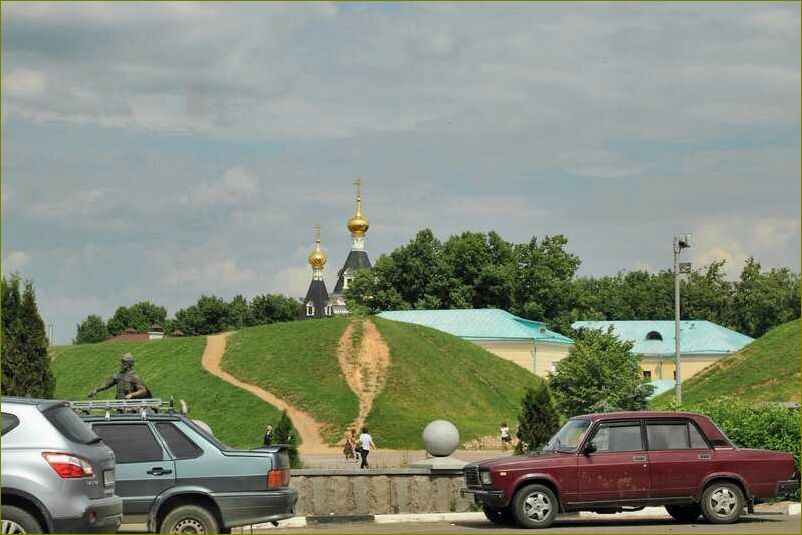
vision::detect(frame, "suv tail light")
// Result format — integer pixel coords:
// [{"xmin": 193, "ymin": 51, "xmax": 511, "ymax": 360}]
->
[
  {"xmin": 267, "ymin": 468, "xmax": 290, "ymax": 488},
  {"xmin": 42, "ymin": 452, "xmax": 94, "ymax": 479}
]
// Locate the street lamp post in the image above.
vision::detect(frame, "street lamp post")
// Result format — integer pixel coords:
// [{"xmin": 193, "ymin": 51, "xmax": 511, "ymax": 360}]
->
[{"xmin": 673, "ymin": 235, "xmax": 692, "ymax": 404}]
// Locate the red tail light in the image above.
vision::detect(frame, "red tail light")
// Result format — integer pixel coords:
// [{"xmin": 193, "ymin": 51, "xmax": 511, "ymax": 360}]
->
[
  {"xmin": 42, "ymin": 452, "xmax": 94, "ymax": 479},
  {"xmin": 267, "ymin": 468, "xmax": 290, "ymax": 488}
]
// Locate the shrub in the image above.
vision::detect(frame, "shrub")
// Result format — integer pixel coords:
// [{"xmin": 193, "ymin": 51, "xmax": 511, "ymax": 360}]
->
[
  {"xmin": 515, "ymin": 382, "xmax": 560, "ymax": 454},
  {"xmin": 272, "ymin": 410, "xmax": 301, "ymax": 468},
  {"xmin": 75, "ymin": 315, "xmax": 110, "ymax": 344},
  {"xmin": 671, "ymin": 397, "xmax": 800, "ymax": 499}
]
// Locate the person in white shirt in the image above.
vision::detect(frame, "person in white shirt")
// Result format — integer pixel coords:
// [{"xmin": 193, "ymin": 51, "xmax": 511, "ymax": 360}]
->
[
  {"xmin": 357, "ymin": 427, "xmax": 376, "ymax": 469},
  {"xmin": 500, "ymin": 422, "xmax": 511, "ymax": 451}
]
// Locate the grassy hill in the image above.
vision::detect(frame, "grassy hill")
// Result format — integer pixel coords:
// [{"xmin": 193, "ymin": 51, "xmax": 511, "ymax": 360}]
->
[
  {"xmin": 51, "ymin": 337, "xmax": 282, "ymax": 448},
  {"xmin": 652, "ymin": 319, "xmax": 801, "ymax": 408},
  {"xmin": 366, "ymin": 317, "xmax": 539, "ymax": 449},
  {"xmin": 222, "ymin": 317, "xmax": 540, "ymax": 448},
  {"xmin": 221, "ymin": 317, "xmax": 358, "ymax": 444}
]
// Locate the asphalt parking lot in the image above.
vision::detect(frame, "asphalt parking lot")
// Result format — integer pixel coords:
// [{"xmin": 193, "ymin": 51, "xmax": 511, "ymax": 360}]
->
[{"xmin": 240, "ymin": 514, "xmax": 800, "ymax": 534}]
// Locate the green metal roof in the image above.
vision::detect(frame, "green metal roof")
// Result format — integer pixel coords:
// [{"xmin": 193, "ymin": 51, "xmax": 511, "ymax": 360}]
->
[
  {"xmin": 571, "ymin": 320, "xmax": 753, "ymax": 357},
  {"xmin": 378, "ymin": 309, "xmax": 574, "ymax": 344}
]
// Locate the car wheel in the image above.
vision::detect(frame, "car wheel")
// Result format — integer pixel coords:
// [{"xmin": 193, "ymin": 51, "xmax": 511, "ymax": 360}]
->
[
  {"xmin": 1, "ymin": 505, "xmax": 43, "ymax": 534},
  {"xmin": 701, "ymin": 482, "xmax": 744, "ymax": 524},
  {"xmin": 160, "ymin": 505, "xmax": 220, "ymax": 534},
  {"xmin": 483, "ymin": 505, "xmax": 515, "ymax": 524},
  {"xmin": 511, "ymin": 484, "xmax": 558, "ymax": 529},
  {"xmin": 665, "ymin": 504, "xmax": 702, "ymax": 522}
]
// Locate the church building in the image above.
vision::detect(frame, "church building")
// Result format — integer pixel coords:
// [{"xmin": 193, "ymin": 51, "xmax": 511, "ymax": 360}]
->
[
  {"xmin": 329, "ymin": 178, "xmax": 372, "ymax": 315},
  {"xmin": 302, "ymin": 225, "xmax": 333, "ymax": 319}
]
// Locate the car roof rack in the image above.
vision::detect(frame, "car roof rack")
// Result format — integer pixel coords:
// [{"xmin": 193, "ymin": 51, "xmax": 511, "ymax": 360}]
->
[{"xmin": 68, "ymin": 398, "xmax": 188, "ymax": 420}]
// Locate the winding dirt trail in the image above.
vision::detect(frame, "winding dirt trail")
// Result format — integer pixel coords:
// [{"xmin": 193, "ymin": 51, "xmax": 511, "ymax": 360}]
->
[
  {"xmin": 201, "ymin": 332, "xmax": 336, "ymax": 453},
  {"xmin": 336, "ymin": 319, "xmax": 391, "ymax": 433}
]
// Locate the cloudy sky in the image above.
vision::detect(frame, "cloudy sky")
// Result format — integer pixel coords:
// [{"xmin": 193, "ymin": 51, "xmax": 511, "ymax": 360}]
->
[{"xmin": 2, "ymin": 1, "xmax": 799, "ymax": 344}]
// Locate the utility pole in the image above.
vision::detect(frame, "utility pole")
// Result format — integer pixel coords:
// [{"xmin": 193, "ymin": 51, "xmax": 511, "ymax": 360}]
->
[{"xmin": 673, "ymin": 235, "xmax": 691, "ymax": 404}]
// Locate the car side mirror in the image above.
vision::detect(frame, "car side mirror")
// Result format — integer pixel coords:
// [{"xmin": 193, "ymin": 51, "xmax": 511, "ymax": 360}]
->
[{"xmin": 583, "ymin": 442, "xmax": 597, "ymax": 455}]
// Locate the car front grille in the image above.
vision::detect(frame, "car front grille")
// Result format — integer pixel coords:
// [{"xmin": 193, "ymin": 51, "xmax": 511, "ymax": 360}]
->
[{"xmin": 464, "ymin": 466, "xmax": 481, "ymax": 488}]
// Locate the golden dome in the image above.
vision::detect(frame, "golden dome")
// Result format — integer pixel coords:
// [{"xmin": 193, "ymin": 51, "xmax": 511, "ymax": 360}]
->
[
  {"xmin": 347, "ymin": 177, "xmax": 369, "ymax": 237},
  {"xmin": 308, "ymin": 226, "xmax": 327, "ymax": 269}
]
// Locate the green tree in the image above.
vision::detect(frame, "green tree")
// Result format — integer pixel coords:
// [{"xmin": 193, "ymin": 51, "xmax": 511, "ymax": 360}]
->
[
  {"xmin": 248, "ymin": 294, "xmax": 302, "ymax": 325},
  {"xmin": 173, "ymin": 295, "xmax": 231, "ymax": 336},
  {"xmin": 549, "ymin": 327, "xmax": 653, "ymax": 416},
  {"xmin": 1, "ymin": 275, "xmax": 55, "ymax": 398},
  {"xmin": 107, "ymin": 301, "xmax": 167, "ymax": 335},
  {"xmin": 227, "ymin": 294, "xmax": 251, "ymax": 330},
  {"xmin": 74, "ymin": 314, "xmax": 109, "ymax": 344},
  {"xmin": 272, "ymin": 410, "xmax": 301, "ymax": 468},
  {"xmin": 515, "ymin": 382, "xmax": 560, "ymax": 454},
  {"xmin": 730, "ymin": 257, "xmax": 800, "ymax": 338}
]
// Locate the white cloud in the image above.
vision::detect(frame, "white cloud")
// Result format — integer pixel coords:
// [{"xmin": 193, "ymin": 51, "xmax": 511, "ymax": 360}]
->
[
  {"xmin": 172, "ymin": 257, "xmax": 256, "ymax": 289},
  {"xmin": 2, "ymin": 69, "xmax": 46, "ymax": 98},
  {"xmin": 1, "ymin": 250, "xmax": 32, "ymax": 274},
  {"xmin": 180, "ymin": 168, "xmax": 260, "ymax": 207},
  {"xmin": 271, "ymin": 266, "xmax": 311, "ymax": 299}
]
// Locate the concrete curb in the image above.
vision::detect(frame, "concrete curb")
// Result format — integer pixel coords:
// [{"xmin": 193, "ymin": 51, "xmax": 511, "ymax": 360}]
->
[{"xmin": 244, "ymin": 501, "xmax": 800, "ymax": 529}]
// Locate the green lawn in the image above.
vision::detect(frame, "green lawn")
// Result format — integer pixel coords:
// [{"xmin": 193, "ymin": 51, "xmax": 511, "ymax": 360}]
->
[
  {"xmin": 221, "ymin": 317, "xmax": 358, "ymax": 444},
  {"xmin": 51, "ymin": 337, "xmax": 282, "ymax": 448},
  {"xmin": 652, "ymin": 319, "xmax": 801, "ymax": 408},
  {"xmin": 366, "ymin": 317, "xmax": 542, "ymax": 449}
]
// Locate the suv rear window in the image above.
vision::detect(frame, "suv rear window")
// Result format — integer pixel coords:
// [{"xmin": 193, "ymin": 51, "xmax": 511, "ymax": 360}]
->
[
  {"xmin": 42, "ymin": 405, "xmax": 100, "ymax": 445},
  {"xmin": 2, "ymin": 412, "xmax": 20, "ymax": 436},
  {"xmin": 156, "ymin": 423, "xmax": 203, "ymax": 460},
  {"xmin": 93, "ymin": 424, "xmax": 164, "ymax": 464}
]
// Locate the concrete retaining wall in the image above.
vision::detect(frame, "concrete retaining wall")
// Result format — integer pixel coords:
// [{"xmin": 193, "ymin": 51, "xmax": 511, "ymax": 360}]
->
[{"xmin": 289, "ymin": 468, "xmax": 474, "ymax": 515}]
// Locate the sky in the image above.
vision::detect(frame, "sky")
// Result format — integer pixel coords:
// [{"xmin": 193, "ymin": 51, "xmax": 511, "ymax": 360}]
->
[{"xmin": 1, "ymin": 1, "xmax": 800, "ymax": 344}]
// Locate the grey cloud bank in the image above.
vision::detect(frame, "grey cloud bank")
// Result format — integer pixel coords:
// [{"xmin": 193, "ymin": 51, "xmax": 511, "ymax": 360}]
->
[{"xmin": 1, "ymin": 1, "xmax": 799, "ymax": 344}]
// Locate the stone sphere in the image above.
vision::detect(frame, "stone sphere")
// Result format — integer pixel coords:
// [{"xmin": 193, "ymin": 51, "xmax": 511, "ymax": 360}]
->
[{"xmin": 422, "ymin": 420, "xmax": 460, "ymax": 457}]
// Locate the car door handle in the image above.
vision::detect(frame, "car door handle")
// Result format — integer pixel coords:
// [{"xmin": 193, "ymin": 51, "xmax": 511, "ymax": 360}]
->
[
  {"xmin": 632, "ymin": 455, "xmax": 647, "ymax": 462},
  {"xmin": 147, "ymin": 467, "xmax": 173, "ymax": 476},
  {"xmin": 698, "ymin": 453, "xmax": 712, "ymax": 460}
]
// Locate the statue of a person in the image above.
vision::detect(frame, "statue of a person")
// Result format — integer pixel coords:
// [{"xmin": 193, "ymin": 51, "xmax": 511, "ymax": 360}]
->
[{"xmin": 88, "ymin": 352, "xmax": 151, "ymax": 400}]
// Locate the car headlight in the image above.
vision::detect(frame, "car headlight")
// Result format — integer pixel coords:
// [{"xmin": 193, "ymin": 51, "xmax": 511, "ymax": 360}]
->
[{"xmin": 480, "ymin": 471, "xmax": 492, "ymax": 486}]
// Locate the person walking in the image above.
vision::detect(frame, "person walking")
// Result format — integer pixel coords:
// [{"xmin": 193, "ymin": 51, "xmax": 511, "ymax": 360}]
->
[
  {"xmin": 500, "ymin": 422, "xmax": 511, "ymax": 452},
  {"xmin": 263, "ymin": 424, "xmax": 273, "ymax": 447},
  {"xmin": 357, "ymin": 427, "xmax": 376, "ymax": 469},
  {"xmin": 343, "ymin": 428, "xmax": 357, "ymax": 461}
]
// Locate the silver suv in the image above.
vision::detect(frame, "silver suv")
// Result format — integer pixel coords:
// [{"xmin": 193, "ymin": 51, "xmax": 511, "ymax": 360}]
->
[{"xmin": 1, "ymin": 397, "xmax": 123, "ymax": 533}]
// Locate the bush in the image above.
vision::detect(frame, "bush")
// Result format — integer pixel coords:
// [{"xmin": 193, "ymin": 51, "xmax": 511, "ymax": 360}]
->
[
  {"xmin": 671, "ymin": 397, "xmax": 800, "ymax": 499},
  {"xmin": 515, "ymin": 382, "xmax": 560, "ymax": 454},
  {"xmin": 272, "ymin": 410, "xmax": 301, "ymax": 468}
]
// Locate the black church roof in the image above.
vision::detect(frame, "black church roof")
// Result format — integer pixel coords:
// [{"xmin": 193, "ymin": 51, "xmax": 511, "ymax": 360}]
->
[
  {"xmin": 302, "ymin": 279, "xmax": 330, "ymax": 319},
  {"xmin": 333, "ymin": 250, "xmax": 372, "ymax": 294}
]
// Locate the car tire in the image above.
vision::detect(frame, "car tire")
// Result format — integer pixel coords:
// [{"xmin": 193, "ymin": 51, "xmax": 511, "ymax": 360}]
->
[
  {"xmin": 700, "ymin": 482, "xmax": 744, "ymax": 524},
  {"xmin": 160, "ymin": 505, "xmax": 220, "ymax": 534},
  {"xmin": 1, "ymin": 505, "xmax": 43, "ymax": 534},
  {"xmin": 665, "ymin": 504, "xmax": 702, "ymax": 522},
  {"xmin": 483, "ymin": 505, "xmax": 516, "ymax": 524},
  {"xmin": 511, "ymin": 484, "xmax": 559, "ymax": 529}
]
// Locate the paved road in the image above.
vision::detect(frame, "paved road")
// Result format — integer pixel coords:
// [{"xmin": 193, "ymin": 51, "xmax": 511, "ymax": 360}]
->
[{"xmin": 243, "ymin": 515, "xmax": 800, "ymax": 534}]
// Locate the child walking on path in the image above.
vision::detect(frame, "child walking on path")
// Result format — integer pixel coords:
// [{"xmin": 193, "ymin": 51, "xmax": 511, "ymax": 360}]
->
[{"xmin": 357, "ymin": 427, "xmax": 376, "ymax": 469}]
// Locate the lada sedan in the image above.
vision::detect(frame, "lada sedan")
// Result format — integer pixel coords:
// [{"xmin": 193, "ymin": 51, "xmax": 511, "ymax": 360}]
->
[{"xmin": 461, "ymin": 411, "xmax": 798, "ymax": 528}]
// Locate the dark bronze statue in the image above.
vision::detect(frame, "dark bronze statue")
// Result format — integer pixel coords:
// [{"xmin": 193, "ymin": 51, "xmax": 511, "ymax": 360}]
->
[{"xmin": 88, "ymin": 352, "xmax": 151, "ymax": 399}]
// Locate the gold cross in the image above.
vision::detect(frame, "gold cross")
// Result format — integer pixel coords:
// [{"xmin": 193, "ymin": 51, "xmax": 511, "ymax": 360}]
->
[{"xmin": 354, "ymin": 177, "xmax": 362, "ymax": 198}]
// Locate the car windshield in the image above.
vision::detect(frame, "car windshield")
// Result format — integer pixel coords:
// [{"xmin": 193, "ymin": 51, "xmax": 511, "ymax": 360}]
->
[{"xmin": 543, "ymin": 418, "xmax": 591, "ymax": 452}]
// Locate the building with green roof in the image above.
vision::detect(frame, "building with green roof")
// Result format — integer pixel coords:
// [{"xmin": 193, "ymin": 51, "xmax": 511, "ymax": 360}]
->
[
  {"xmin": 571, "ymin": 320, "xmax": 754, "ymax": 384},
  {"xmin": 378, "ymin": 308, "xmax": 573, "ymax": 376}
]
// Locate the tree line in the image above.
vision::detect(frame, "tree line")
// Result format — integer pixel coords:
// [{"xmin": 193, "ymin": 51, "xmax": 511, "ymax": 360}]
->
[
  {"xmin": 346, "ymin": 229, "xmax": 800, "ymax": 338},
  {"xmin": 75, "ymin": 293, "xmax": 302, "ymax": 343}
]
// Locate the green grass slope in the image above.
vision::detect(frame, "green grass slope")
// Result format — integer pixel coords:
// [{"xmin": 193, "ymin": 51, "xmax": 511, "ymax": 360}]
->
[
  {"xmin": 222, "ymin": 317, "xmax": 359, "ymax": 444},
  {"xmin": 51, "ymin": 337, "xmax": 282, "ymax": 448},
  {"xmin": 366, "ymin": 317, "xmax": 541, "ymax": 449},
  {"xmin": 652, "ymin": 319, "xmax": 801, "ymax": 408}
]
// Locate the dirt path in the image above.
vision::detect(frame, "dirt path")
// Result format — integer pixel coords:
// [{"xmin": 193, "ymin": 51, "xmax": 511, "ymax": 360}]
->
[
  {"xmin": 201, "ymin": 332, "xmax": 336, "ymax": 454},
  {"xmin": 336, "ymin": 319, "xmax": 391, "ymax": 433}
]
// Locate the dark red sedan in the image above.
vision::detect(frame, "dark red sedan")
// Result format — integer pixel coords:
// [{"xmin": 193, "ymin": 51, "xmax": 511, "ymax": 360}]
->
[{"xmin": 461, "ymin": 411, "xmax": 798, "ymax": 528}]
